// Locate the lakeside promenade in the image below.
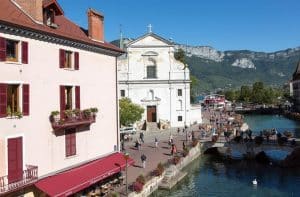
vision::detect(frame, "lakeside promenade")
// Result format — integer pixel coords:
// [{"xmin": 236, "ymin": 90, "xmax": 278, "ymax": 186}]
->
[
  {"xmin": 115, "ymin": 110, "xmax": 215, "ymax": 196},
  {"xmin": 117, "ymin": 125, "xmax": 201, "ymax": 196}
]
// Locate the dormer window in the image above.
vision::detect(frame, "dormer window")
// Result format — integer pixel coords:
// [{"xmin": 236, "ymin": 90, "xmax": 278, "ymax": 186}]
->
[
  {"xmin": 44, "ymin": 9, "xmax": 55, "ymax": 26},
  {"xmin": 42, "ymin": 0, "xmax": 64, "ymax": 28}
]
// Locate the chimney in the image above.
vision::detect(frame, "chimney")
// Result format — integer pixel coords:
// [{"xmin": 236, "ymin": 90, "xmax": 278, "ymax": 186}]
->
[
  {"xmin": 88, "ymin": 8, "xmax": 104, "ymax": 42},
  {"xmin": 14, "ymin": 0, "xmax": 43, "ymax": 23}
]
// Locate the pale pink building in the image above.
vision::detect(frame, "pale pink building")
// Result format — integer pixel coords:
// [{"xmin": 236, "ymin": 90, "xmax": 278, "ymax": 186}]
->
[{"xmin": 0, "ymin": 0, "xmax": 132, "ymax": 196}]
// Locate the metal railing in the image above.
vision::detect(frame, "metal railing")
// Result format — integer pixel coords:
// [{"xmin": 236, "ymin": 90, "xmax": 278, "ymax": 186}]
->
[{"xmin": 0, "ymin": 165, "xmax": 38, "ymax": 195}]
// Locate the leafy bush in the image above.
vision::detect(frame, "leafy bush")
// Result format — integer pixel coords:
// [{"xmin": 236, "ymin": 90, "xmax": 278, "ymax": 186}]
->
[
  {"xmin": 192, "ymin": 139, "xmax": 198, "ymax": 147},
  {"xmin": 136, "ymin": 174, "xmax": 146, "ymax": 185},
  {"xmin": 133, "ymin": 181, "xmax": 143, "ymax": 193},
  {"xmin": 173, "ymin": 155, "xmax": 181, "ymax": 165},
  {"xmin": 154, "ymin": 162, "xmax": 164, "ymax": 176},
  {"xmin": 182, "ymin": 147, "xmax": 190, "ymax": 157}
]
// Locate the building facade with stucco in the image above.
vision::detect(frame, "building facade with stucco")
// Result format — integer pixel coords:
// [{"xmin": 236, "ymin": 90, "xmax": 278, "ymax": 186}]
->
[
  {"xmin": 117, "ymin": 31, "xmax": 202, "ymax": 129},
  {"xmin": 0, "ymin": 0, "xmax": 133, "ymax": 196}
]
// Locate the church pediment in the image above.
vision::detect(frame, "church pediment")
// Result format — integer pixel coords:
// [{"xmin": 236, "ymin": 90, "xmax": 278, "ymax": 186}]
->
[
  {"xmin": 128, "ymin": 33, "xmax": 173, "ymax": 47},
  {"xmin": 142, "ymin": 51, "xmax": 159, "ymax": 56}
]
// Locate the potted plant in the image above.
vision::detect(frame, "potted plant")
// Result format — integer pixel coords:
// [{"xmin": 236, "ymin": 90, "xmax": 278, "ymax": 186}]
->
[
  {"xmin": 72, "ymin": 109, "xmax": 81, "ymax": 119},
  {"xmin": 136, "ymin": 174, "xmax": 146, "ymax": 185},
  {"xmin": 132, "ymin": 181, "xmax": 143, "ymax": 193},
  {"xmin": 83, "ymin": 109, "xmax": 92, "ymax": 118},
  {"xmin": 64, "ymin": 109, "xmax": 73, "ymax": 120},
  {"xmin": 14, "ymin": 111, "xmax": 23, "ymax": 119},
  {"xmin": 173, "ymin": 155, "xmax": 181, "ymax": 165},
  {"xmin": 51, "ymin": 111, "xmax": 60, "ymax": 122},
  {"xmin": 154, "ymin": 162, "xmax": 164, "ymax": 176},
  {"xmin": 6, "ymin": 106, "xmax": 11, "ymax": 117}
]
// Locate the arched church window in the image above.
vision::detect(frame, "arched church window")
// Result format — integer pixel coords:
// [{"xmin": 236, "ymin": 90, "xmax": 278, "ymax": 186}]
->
[{"xmin": 146, "ymin": 58, "xmax": 157, "ymax": 78}]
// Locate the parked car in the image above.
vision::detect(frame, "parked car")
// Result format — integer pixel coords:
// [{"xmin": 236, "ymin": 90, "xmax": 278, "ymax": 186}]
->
[{"xmin": 120, "ymin": 126, "xmax": 137, "ymax": 135}]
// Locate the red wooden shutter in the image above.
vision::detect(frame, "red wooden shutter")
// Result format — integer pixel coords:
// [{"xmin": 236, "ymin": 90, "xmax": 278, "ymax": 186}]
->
[
  {"xmin": 65, "ymin": 129, "xmax": 76, "ymax": 157},
  {"xmin": 0, "ymin": 83, "xmax": 7, "ymax": 117},
  {"xmin": 59, "ymin": 49, "xmax": 65, "ymax": 68},
  {"xmin": 74, "ymin": 52, "xmax": 79, "ymax": 70},
  {"xmin": 21, "ymin": 41, "xmax": 28, "ymax": 64},
  {"xmin": 70, "ymin": 132, "xmax": 76, "ymax": 155},
  {"xmin": 22, "ymin": 84, "xmax": 29, "ymax": 116},
  {"xmin": 8, "ymin": 137, "xmax": 23, "ymax": 184},
  {"xmin": 75, "ymin": 86, "xmax": 80, "ymax": 109},
  {"xmin": 60, "ymin": 86, "xmax": 65, "ymax": 118},
  {"xmin": 0, "ymin": 37, "xmax": 6, "ymax": 61},
  {"xmin": 65, "ymin": 132, "xmax": 71, "ymax": 157}
]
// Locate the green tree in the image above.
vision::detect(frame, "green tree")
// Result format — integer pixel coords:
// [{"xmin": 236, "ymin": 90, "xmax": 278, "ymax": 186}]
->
[
  {"xmin": 190, "ymin": 75, "xmax": 199, "ymax": 103},
  {"xmin": 225, "ymin": 90, "xmax": 236, "ymax": 101},
  {"xmin": 119, "ymin": 98, "xmax": 144, "ymax": 126},
  {"xmin": 174, "ymin": 48, "xmax": 186, "ymax": 64},
  {"xmin": 251, "ymin": 81, "xmax": 265, "ymax": 103},
  {"xmin": 239, "ymin": 85, "xmax": 251, "ymax": 102}
]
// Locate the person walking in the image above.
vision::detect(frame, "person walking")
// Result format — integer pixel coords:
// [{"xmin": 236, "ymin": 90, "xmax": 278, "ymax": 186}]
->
[
  {"xmin": 141, "ymin": 154, "xmax": 147, "ymax": 169},
  {"xmin": 140, "ymin": 132, "xmax": 144, "ymax": 143},
  {"xmin": 155, "ymin": 137, "xmax": 158, "ymax": 148}
]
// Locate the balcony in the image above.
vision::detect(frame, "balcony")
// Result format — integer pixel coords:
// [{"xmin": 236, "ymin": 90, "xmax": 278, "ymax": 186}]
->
[
  {"xmin": 50, "ymin": 108, "xmax": 98, "ymax": 131},
  {"xmin": 0, "ymin": 165, "xmax": 38, "ymax": 195}
]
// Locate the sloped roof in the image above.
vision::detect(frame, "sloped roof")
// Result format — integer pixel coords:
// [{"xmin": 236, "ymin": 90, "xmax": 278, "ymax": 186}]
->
[
  {"xmin": 126, "ymin": 32, "xmax": 174, "ymax": 47},
  {"xmin": 0, "ymin": 0, "xmax": 123, "ymax": 54},
  {"xmin": 293, "ymin": 60, "xmax": 300, "ymax": 80}
]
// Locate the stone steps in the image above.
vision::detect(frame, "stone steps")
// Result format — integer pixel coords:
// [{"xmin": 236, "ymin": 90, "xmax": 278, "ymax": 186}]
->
[{"xmin": 146, "ymin": 122, "xmax": 159, "ymax": 131}]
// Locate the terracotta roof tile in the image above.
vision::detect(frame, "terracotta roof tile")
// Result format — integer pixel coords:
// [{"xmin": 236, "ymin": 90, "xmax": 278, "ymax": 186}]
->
[{"xmin": 0, "ymin": 0, "xmax": 123, "ymax": 54}]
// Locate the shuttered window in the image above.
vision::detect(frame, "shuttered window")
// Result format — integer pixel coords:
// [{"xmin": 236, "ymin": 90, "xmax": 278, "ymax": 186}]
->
[
  {"xmin": 21, "ymin": 41, "xmax": 28, "ymax": 64},
  {"xmin": 59, "ymin": 49, "xmax": 65, "ymax": 68},
  {"xmin": 75, "ymin": 86, "xmax": 80, "ymax": 109},
  {"xmin": 59, "ymin": 49, "xmax": 79, "ymax": 70},
  {"xmin": 74, "ymin": 52, "xmax": 79, "ymax": 70},
  {"xmin": 7, "ymin": 137, "xmax": 23, "ymax": 184},
  {"xmin": 22, "ymin": 84, "xmax": 29, "ymax": 115},
  {"xmin": 65, "ymin": 129, "xmax": 76, "ymax": 157},
  {"xmin": 0, "ymin": 37, "xmax": 28, "ymax": 63},
  {"xmin": 0, "ymin": 37, "xmax": 6, "ymax": 61},
  {"xmin": 60, "ymin": 86, "xmax": 66, "ymax": 118},
  {"xmin": 0, "ymin": 84, "xmax": 7, "ymax": 117}
]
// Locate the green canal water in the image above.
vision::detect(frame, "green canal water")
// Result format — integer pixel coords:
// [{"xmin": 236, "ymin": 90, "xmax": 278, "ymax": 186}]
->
[
  {"xmin": 151, "ymin": 115, "xmax": 300, "ymax": 197},
  {"xmin": 244, "ymin": 114, "xmax": 300, "ymax": 138}
]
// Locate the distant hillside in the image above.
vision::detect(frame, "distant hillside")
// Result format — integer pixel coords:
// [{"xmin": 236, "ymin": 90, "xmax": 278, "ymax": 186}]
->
[
  {"xmin": 111, "ymin": 39, "xmax": 300, "ymax": 93},
  {"xmin": 177, "ymin": 45, "xmax": 300, "ymax": 93}
]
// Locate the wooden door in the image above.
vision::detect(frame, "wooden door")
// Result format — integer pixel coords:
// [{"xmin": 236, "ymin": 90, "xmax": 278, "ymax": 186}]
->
[
  {"xmin": 8, "ymin": 137, "xmax": 23, "ymax": 184},
  {"xmin": 147, "ymin": 106, "xmax": 156, "ymax": 122}
]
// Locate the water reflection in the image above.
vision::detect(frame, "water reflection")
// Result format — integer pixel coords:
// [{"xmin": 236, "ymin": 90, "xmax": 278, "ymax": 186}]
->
[
  {"xmin": 244, "ymin": 114, "xmax": 300, "ymax": 138},
  {"xmin": 152, "ymin": 155, "xmax": 300, "ymax": 197}
]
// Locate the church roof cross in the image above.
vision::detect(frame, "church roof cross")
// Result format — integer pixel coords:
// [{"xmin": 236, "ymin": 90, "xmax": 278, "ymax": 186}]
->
[{"xmin": 147, "ymin": 24, "xmax": 152, "ymax": 33}]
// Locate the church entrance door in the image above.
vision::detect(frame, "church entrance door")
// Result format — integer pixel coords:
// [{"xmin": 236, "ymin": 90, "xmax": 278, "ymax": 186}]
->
[{"xmin": 147, "ymin": 106, "xmax": 157, "ymax": 122}]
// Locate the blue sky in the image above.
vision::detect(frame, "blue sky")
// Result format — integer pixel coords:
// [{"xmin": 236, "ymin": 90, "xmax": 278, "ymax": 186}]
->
[{"xmin": 58, "ymin": 0, "xmax": 300, "ymax": 52}]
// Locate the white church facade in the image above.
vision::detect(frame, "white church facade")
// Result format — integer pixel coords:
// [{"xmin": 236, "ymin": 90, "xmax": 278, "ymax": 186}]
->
[{"xmin": 117, "ymin": 31, "xmax": 202, "ymax": 129}]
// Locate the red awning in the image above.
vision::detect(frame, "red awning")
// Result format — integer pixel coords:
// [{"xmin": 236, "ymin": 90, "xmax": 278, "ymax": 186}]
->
[{"xmin": 35, "ymin": 152, "xmax": 134, "ymax": 197}]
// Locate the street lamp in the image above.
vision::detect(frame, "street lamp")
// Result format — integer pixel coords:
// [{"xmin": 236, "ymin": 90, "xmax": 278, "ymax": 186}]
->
[
  {"xmin": 123, "ymin": 152, "xmax": 129, "ymax": 196},
  {"xmin": 185, "ymin": 123, "xmax": 188, "ymax": 143}
]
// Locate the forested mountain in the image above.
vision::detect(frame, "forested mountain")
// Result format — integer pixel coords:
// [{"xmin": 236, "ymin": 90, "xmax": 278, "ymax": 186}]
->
[
  {"xmin": 177, "ymin": 45, "xmax": 300, "ymax": 93},
  {"xmin": 111, "ymin": 39, "xmax": 300, "ymax": 93}
]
